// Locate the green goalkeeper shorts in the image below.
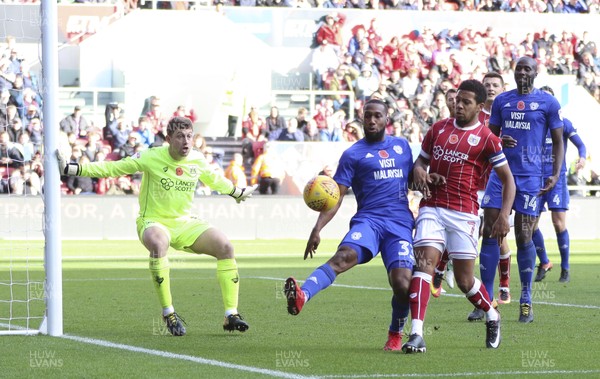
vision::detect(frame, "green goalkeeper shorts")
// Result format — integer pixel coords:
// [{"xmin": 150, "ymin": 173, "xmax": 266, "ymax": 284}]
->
[{"xmin": 136, "ymin": 216, "xmax": 213, "ymax": 253}]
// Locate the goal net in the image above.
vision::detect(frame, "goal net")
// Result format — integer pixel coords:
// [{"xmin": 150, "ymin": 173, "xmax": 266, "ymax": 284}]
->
[{"xmin": 0, "ymin": 2, "xmax": 62, "ymax": 336}]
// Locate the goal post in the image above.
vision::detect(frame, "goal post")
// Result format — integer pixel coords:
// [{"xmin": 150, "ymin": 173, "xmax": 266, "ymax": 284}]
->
[
  {"xmin": 41, "ymin": 0, "xmax": 63, "ymax": 337},
  {"xmin": 0, "ymin": 0, "xmax": 62, "ymax": 336}
]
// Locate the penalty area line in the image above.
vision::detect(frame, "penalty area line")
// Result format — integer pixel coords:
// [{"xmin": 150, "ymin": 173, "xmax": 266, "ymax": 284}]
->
[{"xmin": 60, "ymin": 334, "xmax": 316, "ymax": 379}]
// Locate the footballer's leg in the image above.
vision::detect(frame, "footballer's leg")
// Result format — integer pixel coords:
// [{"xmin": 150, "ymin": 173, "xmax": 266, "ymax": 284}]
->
[
  {"xmin": 497, "ymin": 238, "xmax": 512, "ymax": 304},
  {"xmin": 431, "ymin": 250, "xmax": 449, "ymax": 297},
  {"xmin": 514, "ymin": 211, "xmax": 538, "ymax": 323},
  {"xmin": 470, "ymin": 207, "xmax": 501, "ymax": 321},
  {"xmin": 189, "ymin": 227, "xmax": 248, "ymax": 332},
  {"xmin": 453, "ymin": 258, "xmax": 500, "ymax": 348},
  {"xmin": 551, "ymin": 211, "xmax": 571, "ymax": 283},
  {"xmin": 384, "ymin": 240, "xmax": 413, "ymax": 351},
  {"xmin": 141, "ymin": 223, "xmax": 186, "ymax": 336},
  {"xmin": 285, "ymin": 244, "xmax": 360, "ymax": 316}
]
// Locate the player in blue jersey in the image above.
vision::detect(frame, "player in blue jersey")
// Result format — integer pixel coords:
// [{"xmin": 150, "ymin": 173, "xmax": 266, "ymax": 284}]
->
[
  {"xmin": 480, "ymin": 56, "xmax": 564, "ymax": 323},
  {"xmin": 530, "ymin": 86, "xmax": 587, "ymax": 284},
  {"xmin": 284, "ymin": 99, "xmax": 416, "ymax": 351}
]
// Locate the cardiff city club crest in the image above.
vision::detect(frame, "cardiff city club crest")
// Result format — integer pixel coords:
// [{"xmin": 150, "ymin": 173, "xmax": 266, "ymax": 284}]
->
[
  {"xmin": 530, "ymin": 102, "xmax": 539, "ymax": 110},
  {"xmin": 393, "ymin": 145, "xmax": 403, "ymax": 155}
]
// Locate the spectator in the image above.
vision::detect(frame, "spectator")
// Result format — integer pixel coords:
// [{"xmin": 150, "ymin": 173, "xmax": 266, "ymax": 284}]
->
[
  {"xmin": 16, "ymin": 132, "xmax": 34, "ymax": 162},
  {"xmin": 120, "ymin": 133, "xmax": 141, "ymax": 159},
  {"xmin": 329, "ymin": 64, "xmax": 359, "ymax": 112},
  {"xmin": 172, "ymin": 105, "xmax": 198, "ymax": 123},
  {"xmin": 83, "ymin": 131, "xmax": 103, "ymax": 162},
  {"xmin": 250, "ymin": 143, "xmax": 285, "ymax": 195},
  {"xmin": 27, "ymin": 117, "xmax": 43, "ymax": 151},
  {"xmin": 355, "ymin": 64, "xmax": 380, "ymax": 102},
  {"xmin": 135, "ymin": 116, "xmax": 155, "ymax": 148},
  {"xmin": 59, "ymin": 105, "xmax": 89, "ymax": 138},
  {"xmin": 265, "ymin": 106, "xmax": 287, "ymax": 133},
  {"xmin": 9, "ymin": 162, "xmax": 40, "ymax": 195},
  {"xmin": 576, "ymin": 51, "xmax": 600, "ymax": 85},
  {"xmin": 315, "ymin": 13, "xmax": 345, "ymax": 50},
  {"xmin": 342, "ymin": 118, "xmax": 364, "ymax": 142},
  {"xmin": 0, "ymin": 130, "xmax": 23, "ymax": 168},
  {"xmin": 303, "ymin": 119, "xmax": 320, "ymax": 141},
  {"xmin": 66, "ymin": 155, "xmax": 95, "ymax": 195},
  {"xmin": 310, "ymin": 43, "xmax": 341, "ymax": 90},
  {"xmin": 224, "ymin": 153, "xmax": 248, "ymax": 188},
  {"xmin": 271, "ymin": 118, "xmax": 305, "ymax": 141},
  {"xmin": 319, "ymin": 110, "xmax": 345, "ymax": 142},
  {"xmin": 108, "ymin": 118, "xmax": 133, "ymax": 152},
  {"xmin": 347, "ymin": 25, "xmax": 366, "ymax": 57},
  {"xmin": 7, "ymin": 118, "xmax": 24, "ymax": 144},
  {"xmin": 146, "ymin": 97, "xmax": 168, "ymax": 136},
  {"xmin": 563, "ymin": 0, "xmax": 588, "ymax": 13}
]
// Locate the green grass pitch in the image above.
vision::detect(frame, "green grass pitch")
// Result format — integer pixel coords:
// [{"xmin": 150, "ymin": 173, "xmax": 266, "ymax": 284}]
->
[{"xmin": 1, "ymin": 239, "xmax": 600, "ymax": 378}]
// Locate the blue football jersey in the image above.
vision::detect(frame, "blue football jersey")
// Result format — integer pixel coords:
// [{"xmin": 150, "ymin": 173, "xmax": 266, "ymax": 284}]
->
[
  {"xmin": 490, "ymin": 88, "xmax": 563, "ymax": 176},
  {"xmin": 542, "ymin": 117, "xmax": 576, "ymax": 176},
  {"xmin": 334, "ymin": 136, "xmax": 413, "ymax": 217}
]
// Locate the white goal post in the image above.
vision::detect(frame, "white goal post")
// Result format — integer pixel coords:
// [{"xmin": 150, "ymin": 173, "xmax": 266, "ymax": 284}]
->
[{"xmin": 0, "ymin": 0, "xmax": 62, "ymax": 336}]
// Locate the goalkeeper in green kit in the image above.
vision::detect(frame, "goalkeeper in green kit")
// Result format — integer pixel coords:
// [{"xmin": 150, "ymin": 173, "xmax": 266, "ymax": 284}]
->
[{"xmin": 57, "ymin": 116, "xmax": 257, "ymax": 336}]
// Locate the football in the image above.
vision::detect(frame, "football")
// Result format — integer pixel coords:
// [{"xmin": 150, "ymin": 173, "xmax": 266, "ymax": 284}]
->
[{"xmin": 303, "ymin": 175, "xmax": 340, "ymax": 212}]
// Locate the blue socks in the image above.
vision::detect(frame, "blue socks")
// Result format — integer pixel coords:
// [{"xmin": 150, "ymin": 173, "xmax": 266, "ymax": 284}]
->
[
  {"xmin": 517, "ymin": 241, "xmax": 536, "ymax": 304},
  {"xmin": 389, "ymin": 295, "xmax": 409, "ymax": 333},
  {"xmin": 301, "ymin": 263, "xmax": 337, "ymax": 301},
  {"xmin": 557, "ymin": 229, "xmax": 570, "ymax": 270},
  {"xmin": 479, "ymin": 238, "xmax": 500, "ymax": 301},
  {"xmin": 532, "ymin": 228, "xmax": 549, "ymax": 265}
]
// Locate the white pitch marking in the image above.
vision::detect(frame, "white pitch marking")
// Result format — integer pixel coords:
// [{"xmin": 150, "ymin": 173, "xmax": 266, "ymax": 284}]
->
[{"xmin": 60, "ymin": 334, "xmax": 317, "ymax": 379}]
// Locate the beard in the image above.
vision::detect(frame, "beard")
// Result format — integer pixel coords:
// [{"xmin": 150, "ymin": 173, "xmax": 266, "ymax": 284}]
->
[{"xmin": 364, "ymin": 127, "xmax": 386, "ymax": 143}]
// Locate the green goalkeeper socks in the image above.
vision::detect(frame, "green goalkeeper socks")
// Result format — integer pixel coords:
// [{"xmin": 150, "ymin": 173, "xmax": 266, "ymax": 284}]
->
[
  {"xmin": 217, "ymin": 258, "xmax": 239, "ymax": 315},
  {"xmin": 149, "ymin": 256, "xmax": 173, "ymax": 314}
]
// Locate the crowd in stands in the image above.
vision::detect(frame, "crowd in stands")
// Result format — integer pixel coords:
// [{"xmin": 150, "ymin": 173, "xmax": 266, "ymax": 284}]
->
[
  {"xmin": 2, "ymin": 7, "xmax": 600, "ymax": 195},
  {"xmin": 138, "ymin": 0, "xmax": 600, "ymax": 12}
]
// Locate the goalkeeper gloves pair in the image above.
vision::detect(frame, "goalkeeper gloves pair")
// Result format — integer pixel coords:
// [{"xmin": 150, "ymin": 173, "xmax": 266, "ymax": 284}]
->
[{"xmin": 57, "ymin": 149, "xmax": 258, "ymax": 203}]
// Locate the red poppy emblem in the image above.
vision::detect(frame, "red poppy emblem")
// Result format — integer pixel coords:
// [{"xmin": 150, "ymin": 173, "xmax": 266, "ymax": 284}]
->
[
  {"xmin": 517, "ymin": 101, "xmax": 525, "ymax": 110},
  {"xmin": 176, "ymin": 167, "xmax": 183, "ymax": 176},
  {"xmin": 378, "ymin": 150, "xmax": 389, "ymax": 159},
  {"xmin": 449, "ymin": 135, "xmax": 459, "ymax": 144}
]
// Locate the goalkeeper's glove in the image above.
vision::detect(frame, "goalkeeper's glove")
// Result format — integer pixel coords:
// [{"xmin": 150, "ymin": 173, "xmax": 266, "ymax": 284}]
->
[
  {"xmin": 56, "ymin": 149, "xmax": 81, "ymax": 176},
  {"xmin": 229, "ymin": 184, "xmax": 258, "ymax": 203}
]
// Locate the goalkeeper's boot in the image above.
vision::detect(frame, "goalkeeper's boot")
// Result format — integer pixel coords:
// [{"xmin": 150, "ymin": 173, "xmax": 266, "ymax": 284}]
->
[
  {"xmin": 497, "ymin": 287, "xmax": 511, "ymax": 304},
  {"xmin": 534, "ymin": 261, "xmax": 553, "ymax": 282},
  {"xmin": 163, "ymin": 312, "xmax": 186, "ymax": 336},
  {"xmin": 284, "ymin": 277, "xmax": 306, "ymax": 315},
  {"xmin": 383, "ymin": 331, "xmax": 402, "ymax": 351},
  {"xmin": 485, "ymin": 311, "xmax": 501, "ymax": 349},
  {"xmin": 402, "ymin": 334, "xmax": 426, "ymax": 354},
  {"xmin": 431, "ymin": 272, "xmax": 444, "ymax": 298},
  {"xmin": 559, "ymin": 269, "xmax": 570, "ymax": 283},
  {"xmin": 467, "ymin": 307, "xmax": 485, "ymax": 322},
  {"xmin": 223, "ymin": 313, "xmax": 249, "ymax": 332},
  {"xmin": 518, "ymin": 303, "xmax": 534, "ymax": 323}
]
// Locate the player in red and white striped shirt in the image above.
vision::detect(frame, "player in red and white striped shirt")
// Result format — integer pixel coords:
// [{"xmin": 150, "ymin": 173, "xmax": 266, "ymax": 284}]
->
[{"xmin": 402, "ymin": 79, "xmax": 516, "ymax": 353}]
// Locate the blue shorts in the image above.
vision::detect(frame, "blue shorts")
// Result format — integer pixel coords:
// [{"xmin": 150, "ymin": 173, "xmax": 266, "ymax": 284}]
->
[
  {"xmin": 339, "ymin": 213, "xmax": 415, "ymax": 273},
  {"xmin": 539, "ymin": 174, "xmax": 569, "ymax": 212},
  {"xmin": 482, "ymin": 172, "xmax": 543, "ymax": 217}
]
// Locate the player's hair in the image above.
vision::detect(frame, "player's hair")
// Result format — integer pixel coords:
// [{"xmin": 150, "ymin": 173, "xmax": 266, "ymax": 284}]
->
[
  {"xmin": 166, "ymin": 116, "xmax": 193, "ymax": 136},
  {"xmin": 364, "ymin": 98, "xmax": 389, "ymax": 113},
  {"xmin": 458, "ymin": 79, "xmax": 487, "ymax": 105},
  {"xmin": 539, "ymin": 85, "xmax": 555, "ymax": 96},
  {"xmin": 482, "ymin": 71, "xmax": 504, "ymax": 85}
]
